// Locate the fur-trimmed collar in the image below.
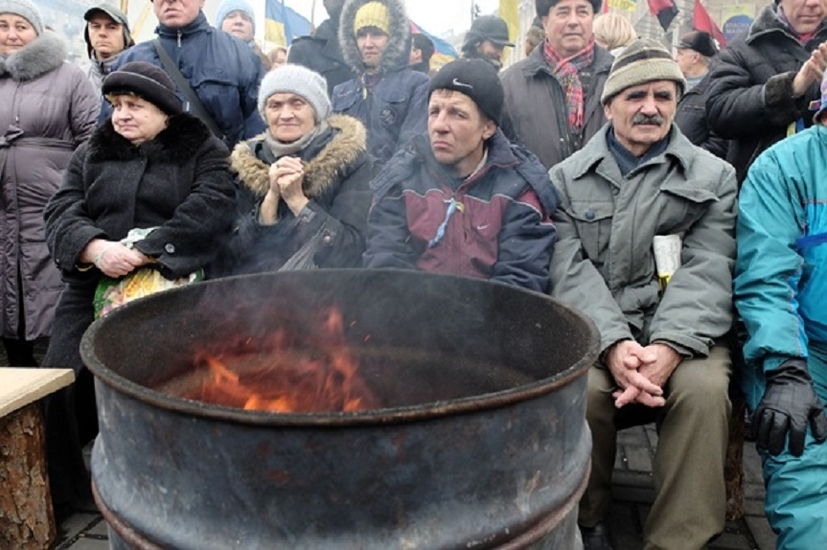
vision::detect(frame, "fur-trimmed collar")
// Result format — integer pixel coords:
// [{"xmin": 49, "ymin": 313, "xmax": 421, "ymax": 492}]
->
[
  {"xmin": 88, "ymin": 113, "xmax": 213, "ymax": 163},
  {"xmin": 339, "ymin": 0, "xmax": 411, "ymax": 74},
  {"xmin": 231, "ymin": 114, "xmax": 367, "ymax": 198},
  {"xmin": 0, "ymin": 32, "xmax": 66, "ymax": 82}
]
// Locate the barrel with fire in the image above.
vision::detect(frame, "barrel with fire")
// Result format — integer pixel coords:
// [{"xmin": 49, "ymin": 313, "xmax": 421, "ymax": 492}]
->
[{"xmin": 83, "ymin": 270, "xmax": 598, "ymax": 549}]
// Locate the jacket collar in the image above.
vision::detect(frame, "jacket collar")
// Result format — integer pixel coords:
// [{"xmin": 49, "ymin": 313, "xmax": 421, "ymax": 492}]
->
[
  {"xmin": 0, "ymin": 32, "xmax": 66, "ymax": 82},
  {"xmin": 566, "ymin": 124, "xmax": 694, "ymax": 181},
  {"xmin": 231, "ymin": 114, "xmax": 367, "ymax": 198},
  {"xmin": 156, "ymin": 11, "xmax": 211, "ymax": 39},
  {"xmin": 88, "ymin": 113, "xmax": 213, "ymax": 163},
  {"xmin": 747, "ymin": 4, "xmax": 827, "ymax": 45}
]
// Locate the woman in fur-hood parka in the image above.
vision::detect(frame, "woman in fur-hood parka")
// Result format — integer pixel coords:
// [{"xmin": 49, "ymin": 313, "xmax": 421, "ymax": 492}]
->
[
  {"xmin": 331, "ymin": 0, "xmax": 429, "ymax": 165},
  {"xmin": 212, "ymin": 64, "xmax": 373, "ymax": 276},
  {"xmin": 0, "ymin": 19, "xmax": 99, "ymax": 365}
]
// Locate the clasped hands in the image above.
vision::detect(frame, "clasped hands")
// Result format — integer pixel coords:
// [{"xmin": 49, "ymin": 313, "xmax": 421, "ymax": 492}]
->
[
  {"xmin": 264, "ymin": 156, "xmax": 309, "ymax": 217},
  {"xmin": 605, "ymin": 340, "xmax": 682, "ymax": 409}
]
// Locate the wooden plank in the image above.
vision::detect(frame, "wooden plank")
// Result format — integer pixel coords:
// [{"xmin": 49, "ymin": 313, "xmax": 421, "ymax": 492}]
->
[{"xmin": 0, "ymin": 368, "xmax": 75, "ymax": 418}]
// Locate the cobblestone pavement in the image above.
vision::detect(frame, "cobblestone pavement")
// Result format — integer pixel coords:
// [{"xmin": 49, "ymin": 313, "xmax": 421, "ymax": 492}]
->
[{"xmin": 2, "ymin": 348, "xmax": 776, "ymax": 549}]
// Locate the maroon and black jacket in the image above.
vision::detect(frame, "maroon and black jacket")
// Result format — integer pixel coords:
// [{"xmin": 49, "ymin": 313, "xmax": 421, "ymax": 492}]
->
[{"xmin": 364, "ymin": 130, "xmax": 558, "ymax": 293}]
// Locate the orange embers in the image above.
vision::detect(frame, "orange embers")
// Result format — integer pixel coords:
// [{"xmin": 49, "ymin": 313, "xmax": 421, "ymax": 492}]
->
[{"xmin": 184, "ymin": 308, "xmax": 380, "ymax": 413}]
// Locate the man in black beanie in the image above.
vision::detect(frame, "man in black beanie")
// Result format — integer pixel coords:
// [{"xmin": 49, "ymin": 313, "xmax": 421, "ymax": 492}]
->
[
  {"xmin": 364, "ymin": 59, "xmax": 558, "ymax": 293},
  {"xmin": 288, "ymin": 0, "xmax": 353, "ymax": 95}
]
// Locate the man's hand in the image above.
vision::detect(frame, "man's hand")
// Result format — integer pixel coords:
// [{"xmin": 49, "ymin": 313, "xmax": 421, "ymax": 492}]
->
[
  {"xmin": 753, "ymin": 359, "xmax": 827, "ymax": 457},
  {"xmin": 605, "ymin": 340, "xmax": 665, "ymax": 408},
  {"xmin": 83, "ymin": 239, "xmax": 148, "ymax": 278},
  {"xmin": 792, "ymin": 43, "xmax": 827, "ymax": 97}
]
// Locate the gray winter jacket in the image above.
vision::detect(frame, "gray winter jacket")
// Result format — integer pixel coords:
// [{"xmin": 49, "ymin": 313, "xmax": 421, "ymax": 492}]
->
[
  {"xmin": 500, "ymin": 45, "xmax": 613, "ymax": 170},
  {"xmin": 0, "ymin": 32, "xmax": 99, "ymax": 340},
  {"xmin": 549, "ymin": 125, "xmax": 737, "ymax": 357}
]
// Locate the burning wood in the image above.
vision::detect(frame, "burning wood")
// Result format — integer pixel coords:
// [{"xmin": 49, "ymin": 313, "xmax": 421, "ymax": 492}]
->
[{"xmin": 177, "ymin": 308, "xmax": 380, "ymax": 413}]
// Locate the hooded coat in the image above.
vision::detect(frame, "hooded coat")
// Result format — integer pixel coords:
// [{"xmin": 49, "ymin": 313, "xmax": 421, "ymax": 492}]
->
[
  {"xmin": 706, "ymin": 5, "xmax": 827, "ymax": 183},
  {"xmin": 0, "ymin": 32, "xmax": 99, "ymax": 341},
  {"xmin": 214, "ymin": 114, "xmax": 372, "ymax": 275},
  {"xmin": 331, "ymin": 0, "xmax": 429, "ymax": 165}
]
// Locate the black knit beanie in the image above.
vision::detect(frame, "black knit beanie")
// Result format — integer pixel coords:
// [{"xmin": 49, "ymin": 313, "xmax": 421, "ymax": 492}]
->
[{"xmin": 429, "ymin": 58, "xmax": 504, "ymax": 124}]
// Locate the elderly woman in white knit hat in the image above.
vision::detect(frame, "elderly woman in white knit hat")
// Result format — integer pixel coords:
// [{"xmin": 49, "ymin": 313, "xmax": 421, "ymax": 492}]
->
[
  {"xmin": 43, "ymin": 60, "xmax": 236, "ymax": 521},
  {"xmin": 213, "ymin": 64, "xmax": 372, "ymax": 275},
  {"xmin": 0, "ymin": 0, "xmax": 99, "ymax": 367}
]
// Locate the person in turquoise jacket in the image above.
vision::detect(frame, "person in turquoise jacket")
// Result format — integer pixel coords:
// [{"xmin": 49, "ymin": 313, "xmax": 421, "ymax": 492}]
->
[{"xmin": 734, "ymin": 75, "xmax": 827, "ymax": 550}]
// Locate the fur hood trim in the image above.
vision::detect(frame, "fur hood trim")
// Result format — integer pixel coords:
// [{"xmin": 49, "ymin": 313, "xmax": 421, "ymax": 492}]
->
[
  {"xmin": 231, "ymin": 114, "xmax": 367, "ymax": 198},
  {"xmin": 88, "ymin": 113, "xmax": 214, "ymax": 163},
  {"xmin": 339, "ymin": 0, "xmax": 411, "ymax": 74},
  {"xmin": 0, "ymin": 32, "xmax": 66, "ymax": 82}
]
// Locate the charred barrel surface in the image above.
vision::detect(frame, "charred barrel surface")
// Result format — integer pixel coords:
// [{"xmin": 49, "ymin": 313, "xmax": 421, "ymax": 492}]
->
[{"xmin": 82, "ymin": 270, "xmax": 598, "ymax": 549}]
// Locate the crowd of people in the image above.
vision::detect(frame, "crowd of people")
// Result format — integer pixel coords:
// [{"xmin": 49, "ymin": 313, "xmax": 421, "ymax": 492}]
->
[{"xmin": 2, "ymin": 0, "xmax": 827, "ymax": 548}]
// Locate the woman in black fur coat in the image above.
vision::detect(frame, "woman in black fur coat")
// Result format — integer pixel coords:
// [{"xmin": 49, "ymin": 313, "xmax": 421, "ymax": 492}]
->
[{"xmin": 42, "ymin": 61, "xmax": 235, "ymax": 519}]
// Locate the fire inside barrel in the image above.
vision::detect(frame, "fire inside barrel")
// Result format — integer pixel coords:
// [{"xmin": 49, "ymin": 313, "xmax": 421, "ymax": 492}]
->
[{"xmin": 163, "ymin": 308, "xmax": 381, "ymax": 413}]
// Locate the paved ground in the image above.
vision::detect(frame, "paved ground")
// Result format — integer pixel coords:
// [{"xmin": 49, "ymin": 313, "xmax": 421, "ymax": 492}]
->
[{"xmin": 3, "ymin": 347, "xmax": 777, "ymax": 549}]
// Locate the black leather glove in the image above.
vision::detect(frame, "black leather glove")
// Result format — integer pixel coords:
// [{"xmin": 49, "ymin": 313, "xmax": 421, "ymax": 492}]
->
[{"xmin": 753, "ymin": 359, "xmax": 827, "ymax": 457}]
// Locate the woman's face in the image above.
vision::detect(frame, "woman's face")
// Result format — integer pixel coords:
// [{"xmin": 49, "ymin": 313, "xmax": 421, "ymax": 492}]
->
[
  {"xmin": 108, "ymin": 94, "xmax": 169, "ymax": 145},
  {"xmin": 263, "ymin": 93, "xmax": 317, "ymax": 143},
  {"xmin": 0, "ymin": 14, "xmax": 38, "ymax": 54}
]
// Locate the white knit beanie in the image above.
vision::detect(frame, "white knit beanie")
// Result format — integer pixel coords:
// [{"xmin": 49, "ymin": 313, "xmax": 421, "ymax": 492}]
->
[
  {"xmin": 0, "ymin": 0, "xmax": 44, "ymax": 36},
  {"xmin": 257, "ymin": 65, "xmax": 332, "ymax": 123}
]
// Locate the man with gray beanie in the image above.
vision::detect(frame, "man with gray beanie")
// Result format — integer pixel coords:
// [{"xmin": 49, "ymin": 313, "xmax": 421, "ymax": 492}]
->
[
  {"xmin": 364, "ymin": 58, "xmax": 558, "ymax": 293},
  {"xmin": 548, "ymin": 38, "xmax": 738, "ymax": 550},
  {"xmin": 500, "ymin": 0, "xmax": 613, "ymax": 170},
  {"xmin": 83, "ymin": 4, "xmax": 134, "ymax": 91}
]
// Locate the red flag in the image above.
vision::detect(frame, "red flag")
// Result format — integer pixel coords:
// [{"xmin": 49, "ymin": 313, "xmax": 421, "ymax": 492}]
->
[
  {"xmin": 601, "ymin": 0, "xmax": 609, "ymax": 15},
  {"xmin": 648, "ymin": 0, "xmax": 679, "ymax": 31},
  {"xmin": 693, "ymin": 0, "xmax": 727, "ymax": 47}
]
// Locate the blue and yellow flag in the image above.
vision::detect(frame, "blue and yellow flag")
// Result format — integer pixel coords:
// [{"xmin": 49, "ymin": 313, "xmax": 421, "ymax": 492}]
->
[
  {"xmin": 265, "ymin": 0, "xmax": 312, "ymax": 47},
  {"xmin": 409, "ymin": 21, "xmax": 458, "ymax": 72}
]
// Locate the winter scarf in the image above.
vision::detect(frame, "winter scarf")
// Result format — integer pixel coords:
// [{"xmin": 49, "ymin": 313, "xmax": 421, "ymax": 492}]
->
[{"xmin": 543, "ymin": 36, "xmax": 595, "ymax": 131}]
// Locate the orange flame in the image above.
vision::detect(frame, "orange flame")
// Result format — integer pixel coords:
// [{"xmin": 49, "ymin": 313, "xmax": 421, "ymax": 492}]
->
[{"xmin": 179, "ymin": 308, "xmax": 379, "ymax": 413}]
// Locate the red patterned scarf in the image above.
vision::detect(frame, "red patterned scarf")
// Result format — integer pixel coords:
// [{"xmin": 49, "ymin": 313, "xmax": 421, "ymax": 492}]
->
[{"xmin": 543, "ymin": 37, "xmax": 596, "ymax": 131}]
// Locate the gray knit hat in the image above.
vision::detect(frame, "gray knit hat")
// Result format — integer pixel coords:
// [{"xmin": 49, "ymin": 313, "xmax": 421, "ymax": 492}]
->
[
  {"xmin": 0, "ymin": 0, "xmax": 44, "ymax": 36},
  {"xmin": 601, "ymin": 38, "xmax": 686, "ymax": 105},
  {"xmin": 257, "ymin": 65, "xmax": 332, "ymax": 123}
]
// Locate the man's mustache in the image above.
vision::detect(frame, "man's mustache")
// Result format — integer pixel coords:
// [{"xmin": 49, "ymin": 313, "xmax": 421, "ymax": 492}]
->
[{"xmin": 632, "ymin": 114, "xmax": 664, "ymax": 125}]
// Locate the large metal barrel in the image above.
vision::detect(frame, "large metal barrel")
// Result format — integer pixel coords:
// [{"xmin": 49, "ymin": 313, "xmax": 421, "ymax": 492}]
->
[{"xmin": 82, "ymin": 270, "xmax": 598, "ymax": 549}]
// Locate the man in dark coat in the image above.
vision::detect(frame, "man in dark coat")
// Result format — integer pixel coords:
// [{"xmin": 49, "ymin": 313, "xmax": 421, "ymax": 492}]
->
[
  {"xmin": 288, "ymin": 0, "xmax": 353, "ymax": 95},
  {"xmin": 364, "ymin": 59, "xmax": 558, "ymax": 293},
  {"xmin": 706, "ymin": 0, "xmax": 827, "ymax": 183},
  {"xmin": 460, "ymin": 15, "xmax": 514, "ymax": 71},
  {"xmin": 332, "ymin": 0, "xmax": 429, "ymax": 166},
  {"xmin": 673, "ymin": 31, "xmax": 727, "ymax": 159},
  {"xmin": 103, "ymin": 0, "xmax": 266, "ymax": 147},
  {"xmin": 409, "ymin": 32, "xmax": 434, "ymax": 75},
  {"xmin": 500, "ymin": 0, "xmax": 613, "ymax": 170}
]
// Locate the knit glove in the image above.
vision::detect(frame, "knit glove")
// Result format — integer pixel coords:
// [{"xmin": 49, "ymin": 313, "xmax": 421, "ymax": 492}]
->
[{"xmin": 753, "ymin": 359, "xmax": 827, "ymax": 457}]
